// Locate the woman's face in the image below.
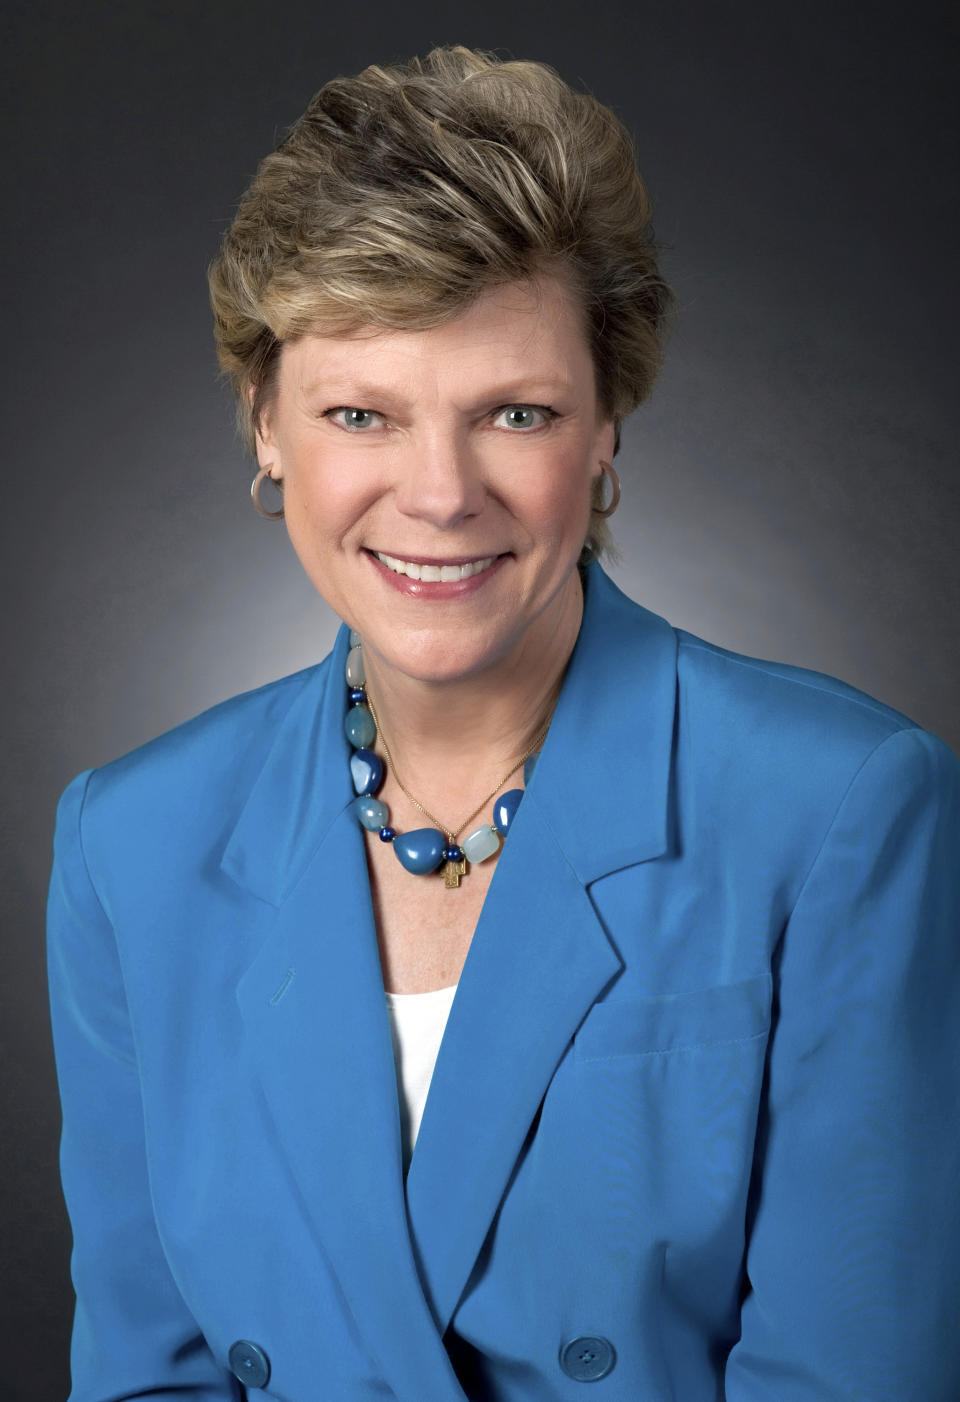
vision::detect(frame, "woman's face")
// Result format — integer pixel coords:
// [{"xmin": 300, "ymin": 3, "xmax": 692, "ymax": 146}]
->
[{"xmin": 255, "ymin": 273, "xmax": 616, "ymax": 686}]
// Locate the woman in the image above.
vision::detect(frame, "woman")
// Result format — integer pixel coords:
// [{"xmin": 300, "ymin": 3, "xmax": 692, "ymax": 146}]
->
[{"xmin": 46, "ymin": 43, "xmax": 960, "ymax": 1402}]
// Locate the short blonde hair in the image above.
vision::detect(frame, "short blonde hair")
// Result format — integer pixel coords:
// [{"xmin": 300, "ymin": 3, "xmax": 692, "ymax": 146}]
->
[{"xmin": 208, "ymin": 44, "xmax": 674, "ymax": 560}]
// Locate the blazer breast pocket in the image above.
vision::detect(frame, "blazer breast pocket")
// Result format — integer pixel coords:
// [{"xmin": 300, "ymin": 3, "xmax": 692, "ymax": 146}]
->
[{"xmin": 574, "ymin": 970, "xmax": 773, "ymax": 1062}]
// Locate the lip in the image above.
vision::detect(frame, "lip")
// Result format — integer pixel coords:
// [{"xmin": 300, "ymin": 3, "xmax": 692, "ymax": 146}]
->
[
  {"xmin": 369, "ymin": 551, "xmax": 502, "ymax": 567},
  {"xmin": 366, "ymin": 549, "xmax": 510, "ymax": 599}
]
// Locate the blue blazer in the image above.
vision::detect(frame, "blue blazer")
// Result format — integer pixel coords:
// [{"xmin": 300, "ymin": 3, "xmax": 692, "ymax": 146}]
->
[{"xmin": 47, "ymin": 560, "xmax": 960, "ymax": 1401}]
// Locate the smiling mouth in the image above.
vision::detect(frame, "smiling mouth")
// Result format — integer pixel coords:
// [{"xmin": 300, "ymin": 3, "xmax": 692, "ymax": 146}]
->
[{"xmin": 371, "ymin": 550, "xmax": 504, "ymax": 582}]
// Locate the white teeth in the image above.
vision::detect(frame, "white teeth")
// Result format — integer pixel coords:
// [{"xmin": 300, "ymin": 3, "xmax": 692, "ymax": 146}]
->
[{"xmin": 375, "ymin": 552, "xmax": 497, "ymax": 582}]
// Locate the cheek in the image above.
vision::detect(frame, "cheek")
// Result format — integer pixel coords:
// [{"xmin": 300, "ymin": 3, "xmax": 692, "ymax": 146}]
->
[
  {"xmin": 283, "ymin": 464, "xmax": 378, "ymax": 546},
  {"xmin": 518, "ymin": 462, "xmax": 593, "ymax": 540}
]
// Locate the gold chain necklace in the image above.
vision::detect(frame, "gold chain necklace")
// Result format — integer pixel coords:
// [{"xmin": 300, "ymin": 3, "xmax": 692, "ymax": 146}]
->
[{"xmin": 363, "ymin": 689, "xmax": 554, "ymax": 887}]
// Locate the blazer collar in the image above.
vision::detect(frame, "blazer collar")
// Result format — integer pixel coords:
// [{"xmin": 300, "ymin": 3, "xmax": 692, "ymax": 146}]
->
[
  {"xmin": 219, "ymin": 624, "xmax": 354, "ymax": 907},
  {"xmin": 526, "ymin": 558, "xmax": 676, "ymax": 882},
  {"xmin": 220, "ymin": 560, "xmax": 678, "ymax": 904}
]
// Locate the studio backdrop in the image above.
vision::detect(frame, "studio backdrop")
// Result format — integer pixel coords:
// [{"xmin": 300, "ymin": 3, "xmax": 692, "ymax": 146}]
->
[{"xmin": 3, "ymin": 2, "xmax": 957, "ymax": 1397}]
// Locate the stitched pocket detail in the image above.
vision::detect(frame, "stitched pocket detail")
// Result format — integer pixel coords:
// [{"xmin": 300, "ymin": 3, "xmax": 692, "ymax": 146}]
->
[{"xmin": 574, "ymin": 971, "xmax": 773, "ymax": 1062}]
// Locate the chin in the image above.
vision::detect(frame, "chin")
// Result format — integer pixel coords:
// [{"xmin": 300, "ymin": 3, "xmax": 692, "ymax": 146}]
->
[{"xmin": 374, "ymin": 627, "xmax": 511, "ymax": 686}]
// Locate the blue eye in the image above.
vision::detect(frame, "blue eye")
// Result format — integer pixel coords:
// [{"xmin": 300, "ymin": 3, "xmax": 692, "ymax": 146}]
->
[
  {"xmin": 322, "ymin": 403, "xmax": 556, "ymax": 432},
  {"xmin": 324, "ymin": 407, "xmax": 384, "ymax": 431},
  {"xmin": 496, "ymin": 405, "xmax": 555, "ymax": 430}
]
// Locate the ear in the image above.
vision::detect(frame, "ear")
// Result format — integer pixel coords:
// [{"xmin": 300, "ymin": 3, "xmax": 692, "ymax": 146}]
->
[
  {"xmin": 249, "ymin": 383, "xmax": 281, "ymax": 475},
  {"xmin": 591, "ymin": 416, "xmax": 618, "ymax": 483}
]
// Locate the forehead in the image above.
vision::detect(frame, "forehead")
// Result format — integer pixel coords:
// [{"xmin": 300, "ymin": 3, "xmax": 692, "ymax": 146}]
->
[{"xmin": 280, "ymin": 274, "xmax": 593, "ymax": 391}]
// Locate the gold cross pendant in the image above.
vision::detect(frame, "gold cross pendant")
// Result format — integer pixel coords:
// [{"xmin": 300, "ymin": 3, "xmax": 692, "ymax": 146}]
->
[{"xmin": 443, "ymin": 857, "xmax": 467, "ymax": 888}]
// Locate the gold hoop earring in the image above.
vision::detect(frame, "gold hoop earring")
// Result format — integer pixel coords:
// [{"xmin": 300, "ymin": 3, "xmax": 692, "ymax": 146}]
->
[
  {"xmin": 251, "ymin": 466, "xmax": 284, "ymax": 520},
  {"xmin": 593, "ymin": 460, "xmax": 620, "ymax": 518}
]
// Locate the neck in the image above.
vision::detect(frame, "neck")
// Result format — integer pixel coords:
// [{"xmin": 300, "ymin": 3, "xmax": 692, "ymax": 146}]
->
[{"xmin": 359, "ymin": 570, "xmax": 585, "ymax": 803}]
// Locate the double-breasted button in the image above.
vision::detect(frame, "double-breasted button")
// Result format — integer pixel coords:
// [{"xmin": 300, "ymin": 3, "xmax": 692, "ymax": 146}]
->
[
  {"xmin": 228, "ymin": 1339, "xmax": 271, "ymax": 1388},
  {"xmin": 559, "ymin": 1335, "xmax": 616, "ymax": 1381}
]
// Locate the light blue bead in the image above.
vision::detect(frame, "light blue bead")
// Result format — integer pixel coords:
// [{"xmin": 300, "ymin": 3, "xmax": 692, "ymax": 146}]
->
[
  {"xmin": 352, "ymin": 795, "xmax": 389, "ymax": 832},
  {"xmin": 394, "ymin": 828, "xmax": 446, "ymax": 874},
  {"xmin": 523, "ymin": 752, "xmax": 539, "ymax": 785},
  {"xmin": 350, "ymin": 748, "xmax": 383, "ymax": 795},
  {"xmin": 493, "ymin": 788, "xmax": 524, "ymax": 834},
  {"xmin": 344, "ymin": 705, "xmax": 376, "ymax": 748},
  {"xmin": 462, "ymin": 824, "xmax": 500, "ymax": 863},
  {"xmin": 345, "ymin": 645, "xmax": 365, "ymax": 688},
  {"xmin": 349, "ymin": 628, "xmax": 362, "ymax": 649}
]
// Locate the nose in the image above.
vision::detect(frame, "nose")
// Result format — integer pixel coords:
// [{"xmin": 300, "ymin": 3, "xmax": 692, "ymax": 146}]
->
[{"xmin": 393, "ymin": 436, "xmax": 486, "ymax": 530}]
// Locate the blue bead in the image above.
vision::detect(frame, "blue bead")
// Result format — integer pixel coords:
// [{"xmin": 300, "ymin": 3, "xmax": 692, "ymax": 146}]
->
[
  {"xmin": 443, "ymin": 844, "xmax": 464, "ymax": 862},
  {"xmin": 461, "ymin": 823, "xmax": 500, "ymax": 864},
  {"xmin": 494, "ymin": 788, "xmax": 524, "ymax": 835},
  {"xmin": 350, "ymin": 748, "xmax": 383, "ymax": 796},
  {"xmin": 352, "ymin": 795, "xmax": 389, "ymax": 832},
  {"xmin": 394, "ymin": 828, "xmax": 446, "ymax": 875},
  {"xmin": 378, "ymin": 827, "xmax": 396, "ymax": 842},
  {"xmin": 523, "ymin": 752, "xmax": 539, "ymax": 785},
  {"xmin": 344, "ymin": 705, "xmax": 376, "ymax": 748},
  {"xmin": 349, "ymin": 687, "xmax": 367, "ymax": 704}
]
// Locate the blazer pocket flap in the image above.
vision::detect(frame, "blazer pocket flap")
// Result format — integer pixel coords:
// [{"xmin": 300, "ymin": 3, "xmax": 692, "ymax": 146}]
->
[{"xmin": 575, "ymin": 971, "xmax": 773, "ymax": 1061}]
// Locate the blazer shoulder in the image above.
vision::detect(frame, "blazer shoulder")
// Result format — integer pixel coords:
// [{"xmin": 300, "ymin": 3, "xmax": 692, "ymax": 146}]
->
[
  {"xmin": 668, "ymin": 627, "xmax": 959, "ymax": 896},
  {"xmin": 674, "ymin": 626, "xmax": 924, "ymax": 749},
  {"xmin": 61, "ymin": 657, "xmax": 330, "ymax": 825}
]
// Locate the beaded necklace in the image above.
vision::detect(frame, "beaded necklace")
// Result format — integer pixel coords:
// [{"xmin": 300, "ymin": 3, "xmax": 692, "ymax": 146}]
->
[{"xmin": 343, "ymin": 637, "xmax": 549, "ymax": 887}]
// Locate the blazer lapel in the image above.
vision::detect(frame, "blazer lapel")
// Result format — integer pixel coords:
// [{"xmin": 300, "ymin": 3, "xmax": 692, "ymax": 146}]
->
[
  {"xmin": 222, "ymin": 561, "xmax": 678, "ymax": 1384},
  {"xmin": 404, "ymin": 562, "xmax": 678, "ymax": 1336}
]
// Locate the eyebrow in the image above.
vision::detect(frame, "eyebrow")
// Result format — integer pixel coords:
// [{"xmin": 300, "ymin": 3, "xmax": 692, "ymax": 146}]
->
[{"xmin": 298, "ymin": 377, "xmax": 574, "ymax": 404}]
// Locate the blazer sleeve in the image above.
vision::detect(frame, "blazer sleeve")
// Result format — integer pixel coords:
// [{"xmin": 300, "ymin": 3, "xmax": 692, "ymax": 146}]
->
[
  {"xmin": 46, "ymin": 768, "xmax": 241, "ymax": 1401},
  {"xmin": 724, "ymin": 726, "xmax": 960, "ymax": 1401}
]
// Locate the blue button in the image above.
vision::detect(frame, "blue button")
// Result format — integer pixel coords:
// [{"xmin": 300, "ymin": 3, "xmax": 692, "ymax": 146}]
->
[
  {"xmin": 228, "ymin": 1339, "xmax": 271, "ymax": 1388},
  {"xmin": 559, "ymin": 1335, "xmax": 616, "ymax": 1381}
]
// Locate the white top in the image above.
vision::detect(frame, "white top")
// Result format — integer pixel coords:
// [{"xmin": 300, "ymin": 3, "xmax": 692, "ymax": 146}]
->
[{"xmin": 385, "ymin": 983, "xmax": 459, "ymax": 1176}]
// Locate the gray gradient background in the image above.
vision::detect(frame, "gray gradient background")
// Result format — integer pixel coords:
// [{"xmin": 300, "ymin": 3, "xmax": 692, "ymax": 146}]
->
[{"xmin": 4, "ymin": 0, "xmax": 957, "ymax": 1392}]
